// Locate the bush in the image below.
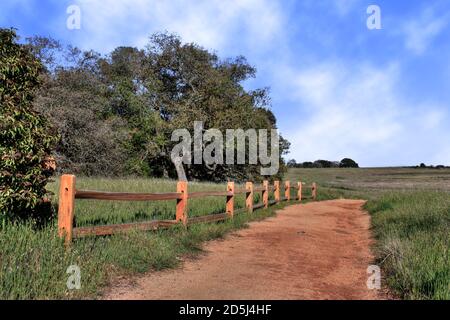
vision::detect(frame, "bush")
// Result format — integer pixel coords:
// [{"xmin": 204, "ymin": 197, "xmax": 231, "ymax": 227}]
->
[
  {"xmin": 339, "ymin": 158, "xmax": 359, "ymax": 168},
  {"xmin": 0, "ymin": 29, "xmax": 58, "ymax": 222}
]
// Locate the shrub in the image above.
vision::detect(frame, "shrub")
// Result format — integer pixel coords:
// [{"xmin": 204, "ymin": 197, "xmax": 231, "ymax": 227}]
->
[
  {"xmin": 0, "ymin": 29, "xmax": 58, "ymax": 222},
  {"xmin": 339, "ymin": 158, "xmax": 359, "ymax": 168}
]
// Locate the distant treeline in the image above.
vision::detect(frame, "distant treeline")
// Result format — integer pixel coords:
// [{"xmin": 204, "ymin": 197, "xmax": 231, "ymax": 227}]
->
[
  {"xmin": 287, "ymin": 158, "xmax": 359, "ymax": 168},
  {"xmin": 21, "ymin": 31, "xmax": 289, "ymax": 181},
  {"xmin": 413, "ymin": 163, "xmax": 449, "ymax": 169}
]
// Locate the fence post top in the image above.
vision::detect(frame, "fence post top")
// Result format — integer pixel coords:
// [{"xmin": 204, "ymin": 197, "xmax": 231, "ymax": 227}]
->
[{"xmin": 61, "ymin": 174, "xmax": 76, "ymax": 179}]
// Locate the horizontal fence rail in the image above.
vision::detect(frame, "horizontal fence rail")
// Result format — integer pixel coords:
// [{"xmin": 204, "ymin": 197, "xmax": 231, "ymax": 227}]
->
[
  {"xmin": 57, "ymin": 174, "xmax": 318, "ymax": 244},
  {"xmin": 75, "ymin": 190, "xmax": 182, "ymax": 201}
]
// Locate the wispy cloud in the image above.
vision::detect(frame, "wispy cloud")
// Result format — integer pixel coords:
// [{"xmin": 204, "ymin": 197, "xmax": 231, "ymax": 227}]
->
[
  {"xmin": 68, "ymin": 0, "xmax": 283, "ymax": 53},
  {"xmin": 279, "ymin": 61, "xmax": 450, "ymax": 166},
  {"xmin": 401, "ymin": 8, "xmax": 448, "ymax": 55}
]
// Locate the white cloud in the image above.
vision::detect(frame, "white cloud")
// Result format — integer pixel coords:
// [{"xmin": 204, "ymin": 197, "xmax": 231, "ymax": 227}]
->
[
  {"xmin": 401, "ymin": 9, "xmax": 448, "ymax": 55},
  {"xmin": 68, "ymin": 0, "xmax": 283, "ymax": 53},
  {"xmin": 279, "ymin": 62, "xmax": 450, "ymax": 166}
]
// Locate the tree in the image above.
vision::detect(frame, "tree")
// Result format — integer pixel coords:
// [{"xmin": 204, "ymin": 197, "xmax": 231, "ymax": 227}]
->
[
  {"xmin": 27, "ymin": 31, "xmax": 290, "ymax": 181},
  {"xmin": 315, "ymin": 160, "xmax": 334, "ymax": 168},
  {"xmin": 339, "ymin": 158, "xmax": 359, "ymax": 168},
  {"xmin": 131, "ymin": 32, "xmax": 290, "ymax": 181},
  {"xmin": 0, "ymin": 29, "xmax": 58, "ymax": 222},
  {"xmin": 33, "ymin": 47, "xmax": 129, "ymax": 176},
  {"xmin": 287, "ymin": 159, "xmax": 297, "ymax": 168},
  {"xmin": 302, "ymin": 162, "xmax": 314, "ymax": 168}
]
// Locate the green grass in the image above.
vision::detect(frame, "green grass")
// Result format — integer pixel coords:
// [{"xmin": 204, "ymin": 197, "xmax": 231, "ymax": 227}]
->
[
  {"xmin": 288, "ymin": 168, "xmax": 450, "ymax": 300},
  {"xmin": 2, "ymin": 169, "xmax": 449, "ymax": 300},
  {"xmin": 46, "ymin": 177, "xmax": 289, "ymax": 226},
  {"xmin": 365, "ymin": 191, "xmax": 449, "ymax": 300},
  {"xmin": 0, "ymin": 177, "xmax": 294, "ymax": 299}
]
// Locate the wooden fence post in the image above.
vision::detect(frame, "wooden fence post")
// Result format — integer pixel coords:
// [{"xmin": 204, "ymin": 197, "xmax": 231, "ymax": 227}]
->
[
  {"xmin": 246, "ymin": 182, "xmax": 253, "ymax": 213},
  {"xmin": 285, "ymin": 181, "xmax": 290, "ymax": 201},
  {"xmin": 312, "ymin": 182, "xmax": 317, "ymax": 201},
  {"xmin": 274, "ymin": 181, "xmax": 280, "ymax": 203},
  {"xmin": 263, "ymin": 180, "xmax": 269, "ymax": 208},
  {"xmin": 297, "ymin": 181, "xmax": 302, "ymax": 202},
  {"xmin": 226, "ymin": 182, "xmax": 235, "ymax": 218},
  {"xmin": 58, "ymin": 174, "xmax": 76, "ymax": 244},
  {"xmin": 176, "ymin": 181, "xmax": 188, "ymax": 225}
]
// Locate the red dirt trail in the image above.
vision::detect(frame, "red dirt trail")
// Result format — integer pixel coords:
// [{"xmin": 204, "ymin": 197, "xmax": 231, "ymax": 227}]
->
[{"xmin": 104, "ymin": 199, "xmax": 382, "ymax": 300}]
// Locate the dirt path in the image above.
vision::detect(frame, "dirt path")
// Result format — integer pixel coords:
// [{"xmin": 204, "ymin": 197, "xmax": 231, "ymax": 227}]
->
[{"xmin": 104, "ymin": 199, "xmax": 382, "ymax": 300}]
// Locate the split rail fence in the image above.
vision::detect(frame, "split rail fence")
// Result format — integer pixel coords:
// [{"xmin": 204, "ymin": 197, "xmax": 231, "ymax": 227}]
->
[{"xmin": 57, "ymin": 174, "xmax": 317, "ymax": 244}]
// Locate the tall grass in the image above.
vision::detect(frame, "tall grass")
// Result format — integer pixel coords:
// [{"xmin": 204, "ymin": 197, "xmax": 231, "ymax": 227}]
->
[
  {"xmin": 365, "ymin": 191, "xmax": 449, "ymax": 300},
  {"xmin": 0, "ymin": 177, "xmax": 289, "ymax": 299}
]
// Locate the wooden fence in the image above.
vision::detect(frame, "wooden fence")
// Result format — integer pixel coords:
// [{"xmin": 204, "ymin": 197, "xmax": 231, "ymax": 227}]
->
[{"xmin": 57, "ymin": 174, "xmax": 318, "ymax": 244}]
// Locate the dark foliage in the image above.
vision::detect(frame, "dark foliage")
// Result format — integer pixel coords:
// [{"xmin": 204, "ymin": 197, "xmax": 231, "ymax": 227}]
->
[
  {"xmin": 339, "ymin": 158, "xmax": 359, "ymax": 168},
  {"xmin": 0, "ymin": 29, "xmax": 58, "ymax": 222},
  {"xmin": 28, "ymin": 32, "xmax": 289, "ymax": 181},
  {"xmin": 287, "ymin": 158, "xmax": 359, "ymax": 168}
]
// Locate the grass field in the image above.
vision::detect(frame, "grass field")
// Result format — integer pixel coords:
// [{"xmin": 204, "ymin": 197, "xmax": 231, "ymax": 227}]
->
[
  {"xmin": 0, "ymin": 178, "xmax": 305, "ymax": 299},
  {"xmin": 287, "ymin": 167, "xmax": 450, "ymax": 193},
  {"xmin": 0, "ymin": 168, "xmax": 448, "ymax": 299},
  {"xmin": 288, "ymin": 168, "xmax": 450, "ymax": 300}
]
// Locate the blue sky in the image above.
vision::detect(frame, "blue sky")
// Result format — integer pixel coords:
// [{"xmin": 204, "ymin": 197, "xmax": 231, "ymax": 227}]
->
[{"xmin": 1, "ymin": 0, "xmax": 450, "ymax": 167}]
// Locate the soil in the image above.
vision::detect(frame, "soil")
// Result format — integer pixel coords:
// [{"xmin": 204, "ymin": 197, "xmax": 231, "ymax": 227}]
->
[{"xmin": 103, "ymin": 199, "xmax": 384, "ymax": 300}]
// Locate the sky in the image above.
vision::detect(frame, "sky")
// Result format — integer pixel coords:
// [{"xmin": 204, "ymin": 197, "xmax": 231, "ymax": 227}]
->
[{"xmin": 1, "ymin": 0, "xmax": 450, "ymax": 167}]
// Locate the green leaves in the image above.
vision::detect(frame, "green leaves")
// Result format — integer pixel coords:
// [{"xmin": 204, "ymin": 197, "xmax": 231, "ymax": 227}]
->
[
  {"xmin": 23, "ymin": 31, "xmax": 289, "ymax": 182},
  {"xmin": 0, "ymin": 28, "xmax": 57, "ymax": 222}
]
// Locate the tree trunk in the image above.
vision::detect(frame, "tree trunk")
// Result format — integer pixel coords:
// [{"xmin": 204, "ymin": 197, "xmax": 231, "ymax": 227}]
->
[{"xmin": 172, "ymin": 157, "xmax": 187, "ymax": 181}]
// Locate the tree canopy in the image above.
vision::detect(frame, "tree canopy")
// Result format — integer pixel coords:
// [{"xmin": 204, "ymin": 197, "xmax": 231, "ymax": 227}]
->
[{"xmin": 27, "ymin": 32, "xmax": 289, "ymax": 181}]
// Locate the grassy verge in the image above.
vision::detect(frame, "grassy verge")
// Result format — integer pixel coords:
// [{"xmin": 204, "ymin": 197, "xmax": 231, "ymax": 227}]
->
[
  {"xmin": 0, "ymin": 176, "xmax": 296, "ymax": 299},
  {"xmin": 365, "ymin": 191, "xmax": 449, "ymax": 300}
]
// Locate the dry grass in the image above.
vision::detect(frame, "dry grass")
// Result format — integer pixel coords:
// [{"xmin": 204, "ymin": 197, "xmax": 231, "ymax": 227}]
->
[{"xmin": 287, "ymin": 167, "xmax": 450, "ymax": 193}]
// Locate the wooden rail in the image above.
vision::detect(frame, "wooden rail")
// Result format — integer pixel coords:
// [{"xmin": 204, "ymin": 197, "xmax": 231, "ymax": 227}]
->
[
  {"xmin": 57, "ymin": 175, "xmax": 318, "ymax": 244},
  {"xmin": 75, "ymin": 190, "xmax": 182, "ymax": 201}
]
